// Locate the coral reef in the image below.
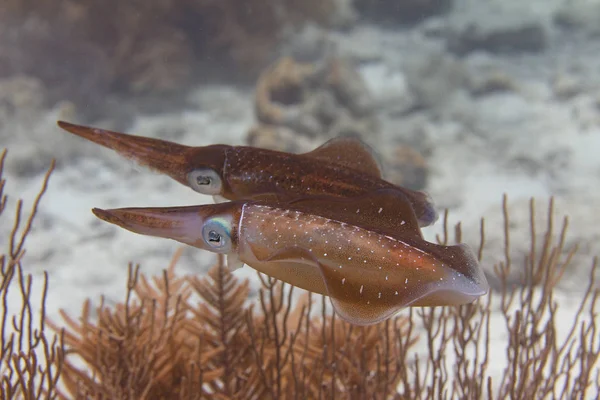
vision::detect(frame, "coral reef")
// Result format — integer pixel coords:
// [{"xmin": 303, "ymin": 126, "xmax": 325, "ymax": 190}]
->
[
  {"xmin": 282, "ymin": 0, "xmax": 340, "ymax": 27},
  {"xmin": 354, "ymin": 0, "xmax": 453, "ymax": 24},
  {"xmin": 1, "ymin": 149, "xmax": 599, "ymax": 398},
  {"xmin": 0, "ymin": 0, "xmax": 340, "ymax": 102},
  {"xmin": 445, "ymin": 1, "xmax": 548, "ymax": 55},
  {"xmin": 251, "ymin": 56, "xmax": 377, "ymax": 144},
  {"xmin": 248, "ymin": 56, "xmax": 429, "ymax": 190},
  {"xmin": 554, "ymin": 0, "xmax": 600, "ymax": 36},
  {"xmin": 403, "ymin": 51, "xmax": 470, "ymax": 112},
  {"xmin": 247, "ymin": 124, "xmax": 320, "ymax": 154}
]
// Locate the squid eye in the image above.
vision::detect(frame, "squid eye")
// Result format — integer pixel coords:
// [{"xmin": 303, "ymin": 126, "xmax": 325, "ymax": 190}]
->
[
  {"xmin": 202, "ymin": 218, "xmax": 232, "ymax": 253},
  {"xmin": 187, "ymin": 168, "xmax": 222, "ymax": 195},
  {"xmin": 207, "ymin": 230, "xmax": 221, "ymax": 243},
  {"xmin": 197, "ymin": 176, "xmax": 212, "ymax": 185}
]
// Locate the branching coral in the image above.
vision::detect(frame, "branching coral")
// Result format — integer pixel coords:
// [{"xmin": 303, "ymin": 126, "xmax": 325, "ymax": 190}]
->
[
  {"xmin": 1, "ymin": 149, "xmax": 599, "ymax": 399},
  {"xmin": 50, "ymin": 199, "xmax": 600, "ymax": 399},
  {"xmin": 51, "ymin": 254, "xmax": 215, "ymax": 399},
  {"xmin": 0, "ymin": 149, "xmax": 64, "ymax": 399},
  {"xmin": 405, "ymin": 202, "xmax": 600, "ymax": 398},
  {"xmin": 51, "ymin": 252, "xmax": 417, "ymax": 399}
]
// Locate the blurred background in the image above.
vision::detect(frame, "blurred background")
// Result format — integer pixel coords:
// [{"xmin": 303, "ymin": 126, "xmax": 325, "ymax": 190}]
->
[{"xmin": 2, "ymin": 0, "xmax": 600, "ymax": 319}]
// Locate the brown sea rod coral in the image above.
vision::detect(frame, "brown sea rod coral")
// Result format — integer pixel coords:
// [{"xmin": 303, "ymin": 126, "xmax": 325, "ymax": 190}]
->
[
  {"xmin": 0, "ymin": 149, "xmax": 64, "ymax": 399},
  {"xmin": 53, "ymin": 199, "xmax": 599, "ymax": 399},
  {"xmin": 52, "ymin": 253, "xmax": 418, "ymax": 399},
  {"xmin": 52, "ymin": 253, "xmax": 222, "ymax": 399},
  {"xmin": 1, "ymin": 149, "xmax": 599, "ymax": 399}
]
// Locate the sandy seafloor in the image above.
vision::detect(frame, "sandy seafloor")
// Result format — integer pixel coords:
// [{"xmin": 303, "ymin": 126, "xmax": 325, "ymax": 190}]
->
[{"xmin": 2, "ymin": 0, "xmax": 600, "ymax": 396}]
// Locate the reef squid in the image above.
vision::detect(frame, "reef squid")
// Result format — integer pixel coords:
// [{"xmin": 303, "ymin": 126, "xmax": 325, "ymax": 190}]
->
[
  {"xmin": 93, "ymin": 188, "xmax": 489, "ymax": 326},
  {"xmin": 57, "ymin": 121, "xmax": 438, "ymax": 227}
]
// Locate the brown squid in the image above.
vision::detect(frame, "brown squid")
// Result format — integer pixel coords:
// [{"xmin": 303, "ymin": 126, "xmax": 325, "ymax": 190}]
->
[
  {"xmin": 92, "ymin": 188, "xmax": 488, "ymax": 326},
  {"xmin": 57, "ymin": 121, "xmax": 438, "ymax": 227}
]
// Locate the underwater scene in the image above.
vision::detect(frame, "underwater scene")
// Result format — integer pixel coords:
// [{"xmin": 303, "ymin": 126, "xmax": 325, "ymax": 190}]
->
[{"xmin": 1, "ymin": 0, "xmax": 599, "ymax": 398}]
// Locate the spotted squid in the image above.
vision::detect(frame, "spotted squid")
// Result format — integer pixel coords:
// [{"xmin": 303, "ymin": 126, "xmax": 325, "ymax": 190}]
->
[
  {"xmin": 92, "ymin": 188, "xmax": 488, "ymax": 326},
  {"xmin": 57, "ymin": 121, "xmax": 438, "ymax": 227}
]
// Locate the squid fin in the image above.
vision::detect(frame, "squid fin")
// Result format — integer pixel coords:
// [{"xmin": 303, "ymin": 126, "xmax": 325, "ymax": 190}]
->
[
  {"xmin": 303, "ymin": 137, "xmax": 383, "ymax": 177},
  {"xmin": 287, "ymin": 188, "xmax": 423, "ymax": 239}
]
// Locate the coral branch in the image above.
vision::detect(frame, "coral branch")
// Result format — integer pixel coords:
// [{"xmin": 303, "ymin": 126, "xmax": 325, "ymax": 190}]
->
[
  {"xmin": 0, "ymin": 147, "xmax": 598, "ymax": 399},
  {"xmin": 1, "ymin": 149, "xmax": 63, "ymax": 400}
]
